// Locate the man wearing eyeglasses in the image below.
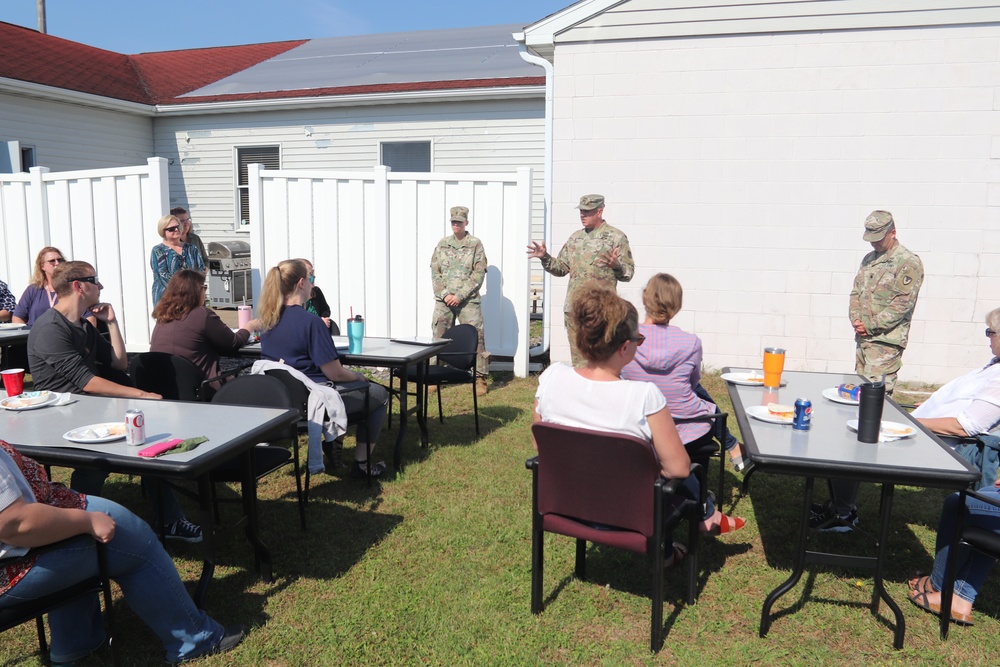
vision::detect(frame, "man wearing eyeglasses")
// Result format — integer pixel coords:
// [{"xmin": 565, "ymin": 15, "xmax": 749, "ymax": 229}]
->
[
  {"xmin": 526, "ymin": 194, "xmax": 635, "ymax": 367},
  {"xmin": 848, "ymin": 210, "xmax": 924, "ymax": 395},
  {"xmin": 27, "ymin": 262, "xmax": 159, "ymax": 400},
  {"xmin": 171, "ymin": 206, "xmax": 207, "ymax": 268}
]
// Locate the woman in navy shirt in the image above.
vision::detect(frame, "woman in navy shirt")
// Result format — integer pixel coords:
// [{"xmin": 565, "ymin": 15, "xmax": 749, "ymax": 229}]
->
[{"xmin": 258, "ymin": 259, "xmax": 389, "ymax": 479}]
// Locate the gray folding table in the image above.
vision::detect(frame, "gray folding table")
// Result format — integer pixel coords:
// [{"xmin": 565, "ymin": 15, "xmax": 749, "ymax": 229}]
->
[{"xmin": 724, "ymin": 368, "xmax": 979, "ymax": 648}]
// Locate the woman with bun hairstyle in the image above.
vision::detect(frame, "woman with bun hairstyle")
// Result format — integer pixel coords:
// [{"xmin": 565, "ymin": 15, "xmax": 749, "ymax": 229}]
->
[{"xmin": 533, "ymin": 282, "xmax": 746, "ymax": 552}]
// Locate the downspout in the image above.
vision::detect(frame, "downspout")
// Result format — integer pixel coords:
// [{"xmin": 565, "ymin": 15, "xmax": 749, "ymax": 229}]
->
[{"xmin": 518, "ymin": 45, "xmax": 554, "ymax": 361}]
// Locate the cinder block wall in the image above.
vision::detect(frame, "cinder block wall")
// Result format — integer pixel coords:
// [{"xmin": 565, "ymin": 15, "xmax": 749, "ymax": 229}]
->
[{"xmin": 546, "ymin": 25, "xmax": 1000, "ymax": 384}]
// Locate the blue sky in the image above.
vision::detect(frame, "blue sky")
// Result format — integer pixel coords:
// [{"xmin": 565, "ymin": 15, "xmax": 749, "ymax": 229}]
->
[{"xmin": 0, "ymin": 0, "xmax": 571, "ymax": 53}]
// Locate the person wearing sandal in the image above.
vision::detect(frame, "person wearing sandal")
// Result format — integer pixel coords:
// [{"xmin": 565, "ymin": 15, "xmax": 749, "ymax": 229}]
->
[
  {"xmin": 907, "ymin": 478, "xmax": 1000, "ymax": 627},
  {"xmin": 533, "ymin": 282, "xmax": 747, "ymax": 545},
  {"xmin": 621, "ymin": 273, "xmax": 749, "ymax": 471},
  {"xmin": 258, "ymin": 259, "xmax": 390, "ymax": 479}
]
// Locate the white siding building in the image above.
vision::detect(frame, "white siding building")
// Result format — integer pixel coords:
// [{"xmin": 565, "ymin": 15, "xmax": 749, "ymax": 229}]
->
[{"xmin": 518, "ymin": 0, "xmax": 1000, "ymax": 384}]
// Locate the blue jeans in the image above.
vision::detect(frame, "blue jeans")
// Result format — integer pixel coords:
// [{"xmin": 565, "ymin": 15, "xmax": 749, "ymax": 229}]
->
[
  {"xmin": 337, "ymin": 382, "xmax": 389, "ymax": 452},
  {"xmin": 693, "ymin": 383, "xmax": 739, "ymax": 452},
  {"xmin": 930, "ymin": 488, "xmax": 1000, "ymax": 605},
  {"xmin": 0, "ymin": 496, "xmax": 223, "ymax": 663}
]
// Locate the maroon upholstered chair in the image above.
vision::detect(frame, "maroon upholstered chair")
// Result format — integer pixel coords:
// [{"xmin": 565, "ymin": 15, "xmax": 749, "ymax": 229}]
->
[{"xmin": 527, "ymin": 422, "xmax": 704, "ymax": 652}]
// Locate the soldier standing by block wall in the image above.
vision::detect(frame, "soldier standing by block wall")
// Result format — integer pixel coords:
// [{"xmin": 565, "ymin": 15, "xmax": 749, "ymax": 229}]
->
[
  {"xmin": 849, "ymin": 210, "xmax": 924, "ymax": 395},
  {"xmin": 526, "ymin": 194, "xmax": 635, "ymax": 367},
  {"xmin": 430, "ymin": 206, "xmax": 489, "ymax": 395}
]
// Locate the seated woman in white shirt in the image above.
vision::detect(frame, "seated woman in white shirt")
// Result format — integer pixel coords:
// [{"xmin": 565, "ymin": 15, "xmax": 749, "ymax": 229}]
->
[
  {"xmin": 533, "ymin": 282, "xmax": 746, "ymax": 556},
  {"xmin": 912, "ymin": 307, "xmax": 1000, "ymax": 438}
]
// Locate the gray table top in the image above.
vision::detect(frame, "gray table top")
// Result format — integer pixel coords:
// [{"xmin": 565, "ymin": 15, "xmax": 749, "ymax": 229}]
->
[
  {"xmin": 1, "ymin": 392, "xmax": 297, "ymax": 478},
  {"xmin": 724, "ymin": 368, "xmax": 979, "ymax": 488},
  {"xmin": 241, "ymin": 335, "xmax": 448, "ymax": 367}
]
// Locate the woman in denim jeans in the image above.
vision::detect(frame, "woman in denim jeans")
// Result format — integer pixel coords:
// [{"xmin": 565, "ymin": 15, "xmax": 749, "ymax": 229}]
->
[
  {"xmin": 908, "ymin": 479, "xmax": 1000, "ymax": 626},
  {"xmin": 0, "ymin": 441, "xmax": 242, "ymax": 664}
]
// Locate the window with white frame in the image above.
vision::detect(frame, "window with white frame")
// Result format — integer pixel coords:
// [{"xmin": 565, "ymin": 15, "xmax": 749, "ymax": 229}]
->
[
  {"xmin": 235, "ymin": 145, "xmax": 280, "ymax": 229},
  {"xmin": 380, "ymin": 141, "xmax": 431, "ymax": 172}
]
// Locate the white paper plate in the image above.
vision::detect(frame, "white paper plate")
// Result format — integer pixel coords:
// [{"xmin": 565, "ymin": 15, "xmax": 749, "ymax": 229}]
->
[
  {"xmin": 0, "ymin": 323, "xmax": 26, "ymax": 330},
  {"xmin": 746, "ymin": 404, "xmax": 794, "ymax": 425},
  {"xmin": 822, "ymin": 387, "xmax": 859, "ymax": 405},
  {"xmin": 63, "ymin": 422, "xmax": 127, "ymax": 443},
  {"xmin": 1, "ymin": 391, "xmax": 58, "ymax": 411},
  {"xmin": 846, "ymin": 419, "xmax": 916, "ymax": 441},
  {"xmin": 721, "ymin": 371, "xmax": 786, "ymax": 387}
]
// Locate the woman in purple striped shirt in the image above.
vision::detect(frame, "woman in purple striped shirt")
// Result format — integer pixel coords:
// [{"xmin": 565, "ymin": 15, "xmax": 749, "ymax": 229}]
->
[{"xmin": 621, "ymin": 273, "xmax": 749, "ymax": 472}]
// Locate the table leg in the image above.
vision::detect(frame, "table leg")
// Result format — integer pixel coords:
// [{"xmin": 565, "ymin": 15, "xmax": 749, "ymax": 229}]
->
[
  {"xmin": 760, "ymin": 476, "xmax": 815, "ymax": 637},
  {"xmin": 415, "ymin": 359, "xmax": 430, "ymax": 447},
  {"xmin": 394, "ymin": 367, "xmax": 409, "ymax": 470},
  {"xmin": 241, "ymin": 448, "xmax": 272, "ymax": 583},
  {"xmin": 193, "ymin": 475, "xmax": 215, "ymax": 608},
  {"xmin": 873, "ymin": 483, "xmax": 904, "ymax": 649}
]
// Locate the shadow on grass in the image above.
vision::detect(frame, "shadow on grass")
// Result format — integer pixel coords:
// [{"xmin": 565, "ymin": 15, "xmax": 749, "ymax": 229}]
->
[
  {"xmin": 745, "ymin": 471, "xmax": 967, "ymax": 589},
  {"xmin": 535, "ymin": 542, "xmax": 698, "ymax": 643}
]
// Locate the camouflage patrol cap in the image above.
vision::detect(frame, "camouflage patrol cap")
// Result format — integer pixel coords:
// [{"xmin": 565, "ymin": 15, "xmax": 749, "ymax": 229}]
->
[
  {"xmin": 863, "ymin": 210, "xmax": 895, "ymax": 242},
  {"xmin": 575, "ymin": 194, "xmax": 605, "ymax": 211},
  {"xmin": 450, "ymin": 206, "xmax": 469, "ymax": 223}
]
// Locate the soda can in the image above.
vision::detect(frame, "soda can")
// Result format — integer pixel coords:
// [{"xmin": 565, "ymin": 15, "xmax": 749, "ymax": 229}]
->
[
  {"xmin": 125, "ymin": 409, "xmax": 146, "ymax": 446},
  {"xmin": 792, "ymin": 398, "xmax": 812, "ymax": 431}
]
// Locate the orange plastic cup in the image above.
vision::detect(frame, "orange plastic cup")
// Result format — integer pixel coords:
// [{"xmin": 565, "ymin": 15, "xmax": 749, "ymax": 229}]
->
[{"xmin": 762, "ymin": 347, "xmax": 785, "ymax": 389}]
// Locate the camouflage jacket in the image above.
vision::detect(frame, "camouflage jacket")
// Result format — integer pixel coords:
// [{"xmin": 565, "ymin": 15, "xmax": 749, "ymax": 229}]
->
[
  {"xmin": 849, "ymin": 242, "xmax": 924, "ymax": 348},
  {"xmin": 541, "ymin": 220, "xmax": 635, "ymax": 312},
  {"xmin": 430, "ymin": 234, "xmax": 487, "ymax": 304}
]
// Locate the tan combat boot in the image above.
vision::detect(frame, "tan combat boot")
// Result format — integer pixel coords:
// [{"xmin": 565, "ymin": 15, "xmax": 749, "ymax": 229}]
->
[{"xmin": 476, "ymin": 378, "xmax": 488, "ymax": 396}]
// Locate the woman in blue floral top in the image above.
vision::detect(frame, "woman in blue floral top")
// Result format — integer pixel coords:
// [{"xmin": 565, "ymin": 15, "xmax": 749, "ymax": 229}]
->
[{"xmin": 149, "ymin": 213, "xmax": 205, "ymax": 306}]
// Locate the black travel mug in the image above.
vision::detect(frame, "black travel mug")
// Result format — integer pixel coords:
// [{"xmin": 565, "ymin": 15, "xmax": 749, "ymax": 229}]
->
[{"xmin": 856, "ymin": 381, "xmax": 886, "ymax": 443}]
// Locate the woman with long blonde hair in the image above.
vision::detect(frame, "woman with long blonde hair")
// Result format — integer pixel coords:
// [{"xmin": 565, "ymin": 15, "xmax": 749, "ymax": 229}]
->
[
  {"xmin": 12, "ymin": 246, "xmax": 71, "ymax": 326},
  {"xmin": 258, "ymin": 259, "xmax": 390, "ymax": 479}
]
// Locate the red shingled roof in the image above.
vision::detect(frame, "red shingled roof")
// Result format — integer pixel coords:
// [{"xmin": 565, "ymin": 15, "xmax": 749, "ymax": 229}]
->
[
  {"xmin": 0, "ymin": 21, "xmax": 540, "ymax": 107},
  {"xmin": 0, "ymin": 21, "xmax": 151, "ymax": 103},
  {"xmin": 0, "ymin": 21, "xmax": 305, "ymax": 105}
]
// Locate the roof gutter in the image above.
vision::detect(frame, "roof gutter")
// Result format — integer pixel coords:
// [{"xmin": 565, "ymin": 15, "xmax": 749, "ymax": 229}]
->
[
  {"xmin": 0, "ymin": 76, "xmax": 155, "ymax": 116},
  {"xmin": 517, "ymin": 44, "xmax": 554, "ymax": 360},
  {"xmin": 156, "ymin": 84, "xmax": 544, "ymax": 116}
]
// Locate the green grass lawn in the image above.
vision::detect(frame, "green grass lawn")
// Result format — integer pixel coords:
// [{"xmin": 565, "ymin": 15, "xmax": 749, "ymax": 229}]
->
[{"xmin": 1, "ymin": 371, "xmax": 993, "ymax": 666}]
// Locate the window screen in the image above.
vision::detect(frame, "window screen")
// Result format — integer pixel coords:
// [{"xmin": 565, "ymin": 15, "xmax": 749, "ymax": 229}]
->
[
  {"xmin": 380, "ymin": 141, "xmax": 431, "ymax": 172},
  {"xmin": 236, "ymin": 146, "xmax": 280, "ymax": 228}
]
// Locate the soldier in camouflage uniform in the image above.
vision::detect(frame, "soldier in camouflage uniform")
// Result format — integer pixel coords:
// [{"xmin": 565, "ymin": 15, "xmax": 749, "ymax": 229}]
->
[
  {"xmin": 848, "ymin": 210, "xmax": 924, "ymax": 395},
  {"xmin": 430, "ymin": 206, "xmax": 489, "ymax": 395},
  {"xmin": 816, "ymin": 211, "xmax": 925, "ymax": 532},
  {"xmin": 526, "ymin": 194, "xmax": 635, "ymax": 367}
]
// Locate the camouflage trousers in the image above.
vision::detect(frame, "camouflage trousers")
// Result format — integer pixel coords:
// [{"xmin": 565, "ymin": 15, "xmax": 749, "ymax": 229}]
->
[
  {"xmin": 432, "ymin": 300, "xmax": 489, "ymax": 376},
  {"xmin": 855, "ymin": 340, "xmax": 904, "ymax": 395},
  {"xmin": 564, "ymin": 312, "xmax": 585, "ymax": 368}
]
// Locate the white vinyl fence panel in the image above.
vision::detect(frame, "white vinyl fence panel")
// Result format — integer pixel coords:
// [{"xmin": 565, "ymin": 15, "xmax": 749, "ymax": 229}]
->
[
  {"xmin": 0, "ymin": 158, "xmax": 169, "ymax": 347},
  {"xmin": 249, "ymin": 165, "xmax": 533, "ymax": 377}
]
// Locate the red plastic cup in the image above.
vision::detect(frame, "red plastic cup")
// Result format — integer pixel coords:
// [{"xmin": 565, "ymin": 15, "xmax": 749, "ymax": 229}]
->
[{"xmin": 1, "ymin": 368, "xmax": 25, "ymax": 396}]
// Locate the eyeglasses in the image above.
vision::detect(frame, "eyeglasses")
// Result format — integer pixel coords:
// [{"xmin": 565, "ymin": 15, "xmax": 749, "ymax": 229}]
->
[
  {"xmin": 44, "ymin": 258, "xmax": 65, "ymax": 265},
  {"xmin": 164, "ymin": 226, "xmax": 181, "ymax": 233},
  {"xmin": 629, "ymin": 334, "xmax": 646, "ymax": 347},
  {"xmin": 987, "ymin": 329, "xmax": 998, "ymax": 338},
  {"xmin": 76, "ymin": 275, "xmax": 99, "ymax": 285}
]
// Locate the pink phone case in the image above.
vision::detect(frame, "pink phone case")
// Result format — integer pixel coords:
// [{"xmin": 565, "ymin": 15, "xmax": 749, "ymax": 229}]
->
[{"xmin": 137, "ymin": 439, "xmax": 183, "ymax": 458}]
